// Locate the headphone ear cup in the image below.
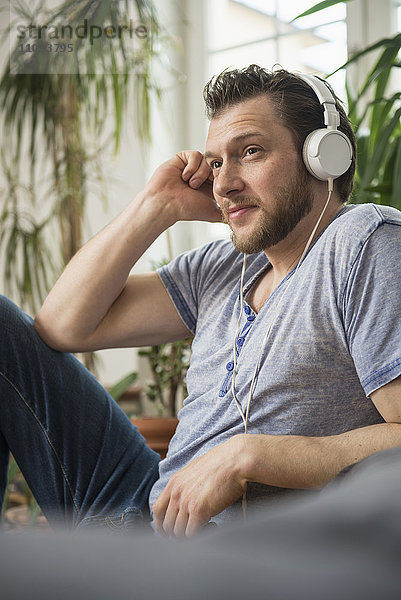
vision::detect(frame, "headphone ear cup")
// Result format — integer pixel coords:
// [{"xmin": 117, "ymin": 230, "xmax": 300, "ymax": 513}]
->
[{"xmin": 303, "ymin": 128, "xmax": 353, "ymax": 181}]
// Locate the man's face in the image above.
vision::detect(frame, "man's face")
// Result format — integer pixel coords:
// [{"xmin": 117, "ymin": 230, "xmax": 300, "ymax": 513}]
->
[{"xmin": 205, "ymin": 95, "xmax": 314, "ymax": 254}]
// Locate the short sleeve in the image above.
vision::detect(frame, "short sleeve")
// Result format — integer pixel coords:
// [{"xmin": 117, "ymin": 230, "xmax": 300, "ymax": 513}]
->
[
  {"xmin": 157, "ymin": 239, "xmax": 241, "ymax": 335},
  {"xmin": 343, "ymin": 221, "xmax": 401, "ymax": 396}
]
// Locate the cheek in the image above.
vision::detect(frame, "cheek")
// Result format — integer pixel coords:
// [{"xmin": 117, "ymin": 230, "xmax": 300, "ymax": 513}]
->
[
  {"xmin": 258, "ymin": 155, "xmax": 300, "ymax": 186},
  {"xmin": 248, "ymin": 160, "xmax": 282, "ymax": 189}
]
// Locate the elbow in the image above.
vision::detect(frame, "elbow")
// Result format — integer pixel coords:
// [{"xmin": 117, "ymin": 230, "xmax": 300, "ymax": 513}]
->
[{"xmin": 33, "ymin": 311, "xmax": 76, "ymax": 353}]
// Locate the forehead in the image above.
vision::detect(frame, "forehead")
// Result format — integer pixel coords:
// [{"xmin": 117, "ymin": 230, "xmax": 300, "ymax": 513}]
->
[{"xmin": 205, "ymin": 95, "xmax": 291, "ymax": 152}]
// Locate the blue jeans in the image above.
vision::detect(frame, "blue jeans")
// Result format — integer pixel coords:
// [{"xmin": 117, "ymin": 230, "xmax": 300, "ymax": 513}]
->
[{"xmin": 0, "ymin": 295, "xmax": 160, "ymax": 530}]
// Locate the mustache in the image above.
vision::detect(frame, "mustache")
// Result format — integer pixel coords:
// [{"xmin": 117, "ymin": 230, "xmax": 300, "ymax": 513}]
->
[{"xmin": 219, "ymin": 195, "xmax": 262, "ymax": 212}]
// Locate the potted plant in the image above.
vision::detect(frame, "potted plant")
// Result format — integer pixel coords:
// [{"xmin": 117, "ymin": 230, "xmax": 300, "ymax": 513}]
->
[
  {"xmin": 0, "ymin": 0, "xmax": 165, "ymax": 523},
  {"xmin": 0, "ymin": 0, "xmax": 163, "ymax": 371},
  {"xmin": 109, "ymin": 338, "xmax": 191, "ymax": 457}
]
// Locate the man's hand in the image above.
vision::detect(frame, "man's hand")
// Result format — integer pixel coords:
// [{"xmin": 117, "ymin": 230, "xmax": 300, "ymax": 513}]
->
[
  {"xmin": 152, "ymin": 435, "xmax": 247, "ymax": 537},
  {"xmin": 145, "ymin": 151, "xmax": 222, "ymax": 225}
]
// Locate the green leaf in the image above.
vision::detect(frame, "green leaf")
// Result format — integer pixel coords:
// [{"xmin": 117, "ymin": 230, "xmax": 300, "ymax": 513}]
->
[
  {"xmin": 359, "ymin": 107, "xmax": 401, "ymax": 192},
  {"xmin": 108, "ymin": 371, "xmax": 138, "ymax": 401},
  {"xmin": 292, "ymin": 0, "xmax": 354, "ymax": 21},
  {"xmin": 392, "ymin": 136, "xmax": 401, "ymax": 210},
  {"xmin": 369, "ymin": 93, "xmax": 401, "ymax": 151},
  {"xmin": 111, "ymin": 71, "xmax": 122, "ymax": 152},
  {"xmin": 332, "ymin": 33, "xmax": 401, "ymax": 77},
  {"xmin": 0, "ymin": 0, "xmax": 164, "ymax": 331},
  {"xmin": 354, "ymin": 133, "xmax": 369, "ymax": 180}
]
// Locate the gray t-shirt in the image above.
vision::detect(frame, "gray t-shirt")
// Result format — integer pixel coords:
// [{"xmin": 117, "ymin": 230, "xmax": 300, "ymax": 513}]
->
[{"xmin": 149, "ymin": 203, "xmax": 401, "ymax": 524}]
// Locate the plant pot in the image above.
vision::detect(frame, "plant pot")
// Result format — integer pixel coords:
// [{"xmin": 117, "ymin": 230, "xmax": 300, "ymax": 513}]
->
[
  {"xmin": 131, "ymin": 417, "xmax": 178, "ymax": 459},
  {"xmin": 4, "ymin": 506, "xmax": 50, "ymax": 531}
]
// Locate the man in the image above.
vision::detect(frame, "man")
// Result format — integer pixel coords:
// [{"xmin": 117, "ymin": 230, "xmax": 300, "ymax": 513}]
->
[{"xmin": 1, "ymin": 65, "xmax": 401, "ymax": 537}]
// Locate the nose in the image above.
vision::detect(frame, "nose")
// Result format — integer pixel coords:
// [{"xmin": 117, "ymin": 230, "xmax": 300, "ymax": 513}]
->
[{"xmin": 213, "ymin": 162, "xmax": 245, "ymax": 201}]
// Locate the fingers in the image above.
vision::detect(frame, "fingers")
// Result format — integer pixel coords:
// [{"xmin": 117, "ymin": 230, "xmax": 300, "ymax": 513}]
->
[
  {"xmin": 174, "ymin": 509, "xmax": 192, "ymax": 537},
  {"xmin": 153, "ymin": 487, "xmax": 207, "ymax": 538},
  {"xmin": 152, "ymin": 494, "xmax": 168, "ymax": 535},
  {"xmin": 186, "ymin": 513, "xmax": 203, "ymax": 538},
  {"xmin": 155, "ymin": 504, "xmax": 204, "ymax": 538},
  {"xmin": 161, "ymin": 499, "xmax": 181, "ymax": 537},
  {"xmin": 152, "ymin": 438, "xmax": 247, "ymax": 538},
  {"xmin": 179, "ymin": 151, "xmax": 211, "ymax": 189}
]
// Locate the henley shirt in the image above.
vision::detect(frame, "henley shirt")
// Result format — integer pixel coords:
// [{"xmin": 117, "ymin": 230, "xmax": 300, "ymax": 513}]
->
[{"xmin": 149, "ymin": 203, "xmax": 401, "ymax": 525}]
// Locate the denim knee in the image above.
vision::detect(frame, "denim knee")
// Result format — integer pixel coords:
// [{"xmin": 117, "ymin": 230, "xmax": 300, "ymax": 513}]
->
[
  {"xmin": 77, "ymin": 507, "xmax": 151, "ymax": 534},
  {"xmin": 0, "ymin": 295, "xmax": 32, "ymax": 332}
]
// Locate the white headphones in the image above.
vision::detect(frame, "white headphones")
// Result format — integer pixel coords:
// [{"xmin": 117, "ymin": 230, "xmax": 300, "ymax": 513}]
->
[{"xmin": 296, "ymin": 73, "xmax": 353, "ymax": 182}]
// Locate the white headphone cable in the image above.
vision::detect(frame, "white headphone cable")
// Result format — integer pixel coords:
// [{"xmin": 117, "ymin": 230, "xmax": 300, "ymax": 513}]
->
[
  {"xmin": 244, "ymin": 178, "xmax": 334, "ymax": 431},
  {"xmin": 231, "ymin": 253, "xmax": 248, "ymax": 429},
  {"xmin": 230, "ymin": 179, "xmax": 333, "ymax": 517}
]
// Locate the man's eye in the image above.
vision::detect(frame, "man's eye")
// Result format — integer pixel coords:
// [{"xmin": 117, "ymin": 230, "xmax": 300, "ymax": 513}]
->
[
  {"xmin": 245, "ymin": 147, "xmax": 259, "ymax": 156},
  {"xmin": 211, "ymin": 160, "xmax": 222, "ymax": 169}
]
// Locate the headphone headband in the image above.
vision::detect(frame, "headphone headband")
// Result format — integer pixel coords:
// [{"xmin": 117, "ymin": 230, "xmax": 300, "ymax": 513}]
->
[{"xmin": 296, "ymin": 73, "xmax": 340, "ymax": 129}]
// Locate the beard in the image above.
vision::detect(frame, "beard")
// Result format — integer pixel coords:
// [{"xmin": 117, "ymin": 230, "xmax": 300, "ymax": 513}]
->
[{"xmin": 221, "ymin": 168, "xmax": 314, "ymax": 254}]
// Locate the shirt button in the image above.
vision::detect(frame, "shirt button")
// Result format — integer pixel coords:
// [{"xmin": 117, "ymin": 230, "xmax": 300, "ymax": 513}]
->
[
  {"xmin": 237, "ymin": 337, "xmax": 245, "ymax": 346},
  {"xmin": 226, "ymin": 361, "xmax": 234, "ymax": 371},
  {"xmin": 218, "ymin": 390, "xmax": 226, "ymax": 397},
  {"xmin": 247, "ymin": 314, "xmax": 255, "ymax": 322},
  {"xmin": 244, "ymin": 305, "xmax": 251, "ymax": 315}
]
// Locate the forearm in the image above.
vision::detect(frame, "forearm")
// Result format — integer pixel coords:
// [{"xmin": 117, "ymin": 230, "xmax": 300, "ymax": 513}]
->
[
  {"xmin": 240, "ymin": 422, "xmax": 401, "ymax": 489},
  {"xmin": 34, "ymin": 151, "xmax": 219, "ymax": 350},
  {"xmin": 34, "ymin": 189, "xmax": 173, "ymax": 347}
]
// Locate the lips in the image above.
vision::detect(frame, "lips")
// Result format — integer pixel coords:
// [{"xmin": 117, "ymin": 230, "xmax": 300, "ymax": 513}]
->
[{"xmin": 227, "ymin": 205, "xmax": 257, "ymax": 220}]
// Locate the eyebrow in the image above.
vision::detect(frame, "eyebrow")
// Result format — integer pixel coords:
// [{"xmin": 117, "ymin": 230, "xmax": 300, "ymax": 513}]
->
[{"xmin": 204, "ymin": 132, "xmax": 265, "ymax": 159}]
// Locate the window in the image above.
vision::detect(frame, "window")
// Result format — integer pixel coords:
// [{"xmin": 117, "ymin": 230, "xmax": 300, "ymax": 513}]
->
[
  {"xmin": 397, "ymin": 0, "xmax": 401, "ymax": 29},
  {"xmin": 207, "ymin": 0, "xmax": 347, "ymax": 93}
]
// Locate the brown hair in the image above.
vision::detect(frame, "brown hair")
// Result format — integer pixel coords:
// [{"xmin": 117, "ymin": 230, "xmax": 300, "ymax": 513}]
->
[{"xmin": 203, "ymin": 65, "xmax": 356, "ymax": 202}]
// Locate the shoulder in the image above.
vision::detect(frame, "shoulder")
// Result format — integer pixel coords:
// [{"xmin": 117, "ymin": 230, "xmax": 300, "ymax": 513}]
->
[
  {"xmin": 321, "ymin": 203, "xmax": 401, "ymax": 257},
  {"xmin": 165, "ymin": 238, "xmax": 242, "ymax": 279},
  {"xmin": 329, "ymin": 203, "xmax": 401, "ymax": 238},
  {"xmin": 309, "ymin": 203, "xmax": 401, "ymax": 291},
  {"xmin": 158, "ymin": 238, "xmax": 243, "ymax": 291},
  {"xmin": 188, "ymin": 238, "xmax": 240, "ymax": 264},
  {"xmin": 331, "ymin": 204, "xmax": 401, "ymax": 296}
]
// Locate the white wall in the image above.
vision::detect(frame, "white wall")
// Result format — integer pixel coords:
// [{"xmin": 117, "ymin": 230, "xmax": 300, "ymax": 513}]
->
[{"xmin": 346, "ymin": 0, "xmax": 398, "ymax": 97}]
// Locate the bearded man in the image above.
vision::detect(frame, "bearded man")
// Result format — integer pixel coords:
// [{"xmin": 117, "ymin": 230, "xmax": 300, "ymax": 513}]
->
[{"xmin": 1, "ymin": 65, "xmax": 401, "ymax": 537}]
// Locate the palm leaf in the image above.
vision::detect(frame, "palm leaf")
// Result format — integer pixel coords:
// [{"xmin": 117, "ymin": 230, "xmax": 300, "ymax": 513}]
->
[
  {"xmin": 333, "ymin": 34, "xmax": 401, "ymax": 79},
  {"xmin": 292, "ymin": 0, "xmax": 355, "ymax": 21},
  {"xmin": 358, "ymin": 107, "xmax": 401, "ymax": 199},
  {"xmin": 392, "ymin": 136, "xmax": 401, "ymax": 210},
  {"xmin": 369, "ymin": 93, "xmax": 401, "ymax": 151},
  {"xmin": 0, "ymin": 0, "xmax": 164, "ymax": 319},
  {"xmin": 351, "ymin": 38, "xmax": 401, "ymax": 121},
  {"xmin": 108, "ymin": 371, "xmax": 138, "ymax": 401}
]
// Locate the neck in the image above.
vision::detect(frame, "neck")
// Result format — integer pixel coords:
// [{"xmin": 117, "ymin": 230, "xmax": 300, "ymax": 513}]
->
[{"xmin": 264, "ymin": 192, "xmax": 344, "ymax": 281}]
